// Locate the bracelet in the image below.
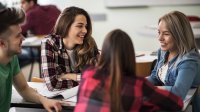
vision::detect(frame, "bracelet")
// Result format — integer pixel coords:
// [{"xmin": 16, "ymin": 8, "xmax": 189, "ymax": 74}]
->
[{"xmin": 76, "ymin": 74, "xmax": 81, "ymax": 81}]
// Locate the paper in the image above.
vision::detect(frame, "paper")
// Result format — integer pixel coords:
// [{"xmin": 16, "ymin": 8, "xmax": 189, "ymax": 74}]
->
[
  {"xmin": 59, "ymin": 86, "xmax": 78, "ymax": 99},
  {"xmin": 184, "ymin": 95, "xmax": 192, "ymax": 103},
  {"xmin": 28, "ymin": 82, "xmax": 78, "ymax": 99},
  {"xmin": 64, "ymin": 96, "xmax": 77, "ymax": 103},
  {"xmin": 62, "ymin": 95, "xmax": 77, "ymax": 107}
]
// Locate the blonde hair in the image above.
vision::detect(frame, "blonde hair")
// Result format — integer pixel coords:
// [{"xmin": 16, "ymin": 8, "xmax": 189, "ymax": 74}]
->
[{"xmin": 159, "ymin": 11, "xmax": 197, "ymax": 55}]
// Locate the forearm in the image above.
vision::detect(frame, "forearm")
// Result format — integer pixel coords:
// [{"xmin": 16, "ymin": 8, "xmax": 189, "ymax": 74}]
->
[
  {"xmin": 13, "ymin": 72, "xmax": 62, "ymax": 111},
  {"xmin": 19, "ymin": 85, "xmax": 63, "ymax": 112},
  {"xmin": 19, "ymin": 86, "xmax": 44, "ymax": 104},
  {"xmin": 42, "ymin": 67, "xmax": 70, "ymax": 90},
  {"xmin": 42, "ymin": 69, "xmax": 78, "ymax": 90},
  {"xmin": 147, "ymin": 75, "xmax": 160, "ymax": 85},
  {"xmin": 43, "ymin": 74, "xmax": 71, "ymax": 90},
  {"xmin": 60, "ymin": 73, "xmax": 81, "ymax": 81}
]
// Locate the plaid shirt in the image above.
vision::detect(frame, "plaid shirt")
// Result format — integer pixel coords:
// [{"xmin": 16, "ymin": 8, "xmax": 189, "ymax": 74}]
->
[
  {"xmin": 75, "ymin": 67, "xmax": 183, "ymax": 112},
  {"xmin": 41, "ymin": 34, "xmax": 80, "ymax": 91}
]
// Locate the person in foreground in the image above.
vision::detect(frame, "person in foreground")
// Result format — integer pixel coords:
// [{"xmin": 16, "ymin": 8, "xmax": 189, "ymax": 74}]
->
[
  {"xmin": 147, "ymin": 11, "xmax": 200, "ymax": 112},
  {"xmin": 41, "ymin": 6, "xmax": 99, "ymax": 91},
  {"xmin": 0, "ymin": 7, "xmax": 62, "ymax": 112},
  {"xmin": 75, "ymin": 29, "xmax": 183, "ymax": 112}
]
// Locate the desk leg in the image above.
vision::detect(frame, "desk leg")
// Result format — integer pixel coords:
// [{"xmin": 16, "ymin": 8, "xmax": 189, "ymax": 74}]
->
[
  {"xmin": 28, "ymin": 61, "xmax": 34, "ymax": 82},
  {"xmin": 28, "ymin": 48, "xmax": 34, "ymax": 81},
  {"xmin": 37, "ymin": 47, "xmax": 42, "ymax": 77}
]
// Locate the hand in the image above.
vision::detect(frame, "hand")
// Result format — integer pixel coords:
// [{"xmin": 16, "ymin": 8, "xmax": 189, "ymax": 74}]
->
[
  {"xmin": 39, "ymin": 96, "xmax": 62, "ymax": 112},
  {"xmin": 59, "ymin": 73, "xmax": 77, "ymax": 81},
  {"xmin": 157, "ymin": 86, "xmax": 165, "ymax": 90}
]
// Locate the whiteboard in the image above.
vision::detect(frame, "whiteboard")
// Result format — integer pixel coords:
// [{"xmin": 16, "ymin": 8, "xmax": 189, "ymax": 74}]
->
[{"xmin": 105, "ymin": 0, "xmax": 200, "ymax": 8}]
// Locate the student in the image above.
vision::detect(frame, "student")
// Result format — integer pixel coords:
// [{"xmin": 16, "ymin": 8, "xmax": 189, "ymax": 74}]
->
[
  {"xmin": 0, "ymin": 7, "xmax": 62, "ymax": 112},
  {"xmin": 17, "ymin": 0, "xmax": 61, "ymax": 68},
  {"xmin": 20, "ymin": 0, "xmax": 60, "ymax": 36},
  {"xmin": 147, "ymin": 11, "xmax": 200, "ymax": 112},
  {"xmin": 75, "ymin": 29, "xmax": 183, "ymax": 112},
  {"xmin": 41, "ymin": 6, "xmax": 99, "ymax": 91}
]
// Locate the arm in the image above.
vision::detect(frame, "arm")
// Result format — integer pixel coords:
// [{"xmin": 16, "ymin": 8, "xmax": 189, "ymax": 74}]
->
[
  {"xmin": 164, "ymin": 60, "xmax": 198, "ymax": 99},
  {"xmin": 59, "ymin": 73, "xmax": 81, "ymax": 82},
  {"xmin": 146, "ymin": 62, "xmax": 160, "ymax": 85},
  {"xmin": 142, "ymin": 79, "xmax": 183, "ymax": 111},
  {"xmin": 41, "ymin": 39, "xmax": 75, "ymax": 91},
  {"xmin": 13, "ymin": 71, "xmax": 62, "ymax": 112},
  {"xmin": 147, "ymin": 49, "xmax": 161, "ymax": 85}
]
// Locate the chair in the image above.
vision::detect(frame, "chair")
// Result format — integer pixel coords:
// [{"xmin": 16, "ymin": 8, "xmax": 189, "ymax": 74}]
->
[{"xmin": 31, "ymin": 77, "xmax": 44, "ymax": 82}]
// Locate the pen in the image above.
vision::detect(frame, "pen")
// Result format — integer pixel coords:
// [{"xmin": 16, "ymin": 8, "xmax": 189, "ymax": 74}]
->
[{"xmin": 136, "ymin": 54, "xmax": 145, "ymax": 57}]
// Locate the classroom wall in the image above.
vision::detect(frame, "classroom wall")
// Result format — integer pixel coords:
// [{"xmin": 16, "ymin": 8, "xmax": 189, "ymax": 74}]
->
[
  {"xmin": 55, "ymin": 0, "xmax": 199, "ymax": 52},
  {"xmin": 2, "ymin": 0, "xmax": 200, "ymax": 51}
]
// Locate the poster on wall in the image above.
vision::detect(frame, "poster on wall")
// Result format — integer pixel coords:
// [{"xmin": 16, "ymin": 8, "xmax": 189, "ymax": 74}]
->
[{"xmin": 105, "ymin": 0, "xmax": 200, "ymax": 8}]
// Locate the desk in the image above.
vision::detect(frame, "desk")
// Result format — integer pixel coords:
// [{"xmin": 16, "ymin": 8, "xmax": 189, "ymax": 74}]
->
[
  {"xmin": 22, "ymin": 36, "xmax": 46, "ymax": 81},
  {"xmin": 11, "ymin": 83, "xmax": 196, "ymax": 112},
  {"xmin": 136, "ymin": 51, "xmax": 157, "ymax": 77},
  {"xmin": 11, "ymin": 82, "xmax": 75, "ymax": 111}
]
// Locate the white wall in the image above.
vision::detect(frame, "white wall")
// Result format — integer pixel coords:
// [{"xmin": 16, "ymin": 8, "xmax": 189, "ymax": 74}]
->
[{"xmin": 38, "ymin": 0, "xmax": 200, "ymax": 51}]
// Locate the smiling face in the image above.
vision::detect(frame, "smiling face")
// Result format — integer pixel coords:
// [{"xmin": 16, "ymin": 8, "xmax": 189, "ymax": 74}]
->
[
  {"xmin": 5, "ymin": 25, "xmax": 24, "ymax": 57},
  {"xmin": 63, "ymin": 14, "xmax": 87, "ymax": 49},
  {"xmin": 158, "ymin": 20, "xmax": 177, "ymax": 53}
]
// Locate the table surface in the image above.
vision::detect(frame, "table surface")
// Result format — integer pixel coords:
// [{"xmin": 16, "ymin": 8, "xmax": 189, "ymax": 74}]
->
[
  {"xmin": 11, "ymin": 82, "xmax": 76, "ymax": 110},
  {"xmin": 11, "ymin": 82, "xmax": 196, "ymax": 112},
  {"xmin": 22, "ymin": 36, "xmax": 46, "ymax": 47}
]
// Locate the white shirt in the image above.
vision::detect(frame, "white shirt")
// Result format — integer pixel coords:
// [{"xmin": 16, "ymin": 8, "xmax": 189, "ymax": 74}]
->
[{"xmin": 158, "ymin": 63, "xmax": 168, "ymax": 84}]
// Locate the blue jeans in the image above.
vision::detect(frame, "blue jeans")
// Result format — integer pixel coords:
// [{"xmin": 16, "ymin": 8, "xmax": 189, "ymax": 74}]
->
[{"xmin": 18, "ymin": 47, "xmax": 39, "ymax": 68}]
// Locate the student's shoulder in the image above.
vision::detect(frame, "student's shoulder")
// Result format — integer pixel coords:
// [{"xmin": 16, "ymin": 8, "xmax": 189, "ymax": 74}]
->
[
  {"xmin": 175, "ymin": 49, "xmax": 200, "ymax": 66},
  {"xmin": 183, "ymin": 49, "xmax": 200, "ymax": 60},
  {"xmin": 82, "ymin": 66, "xmax": 96, "ymax": 78}
]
